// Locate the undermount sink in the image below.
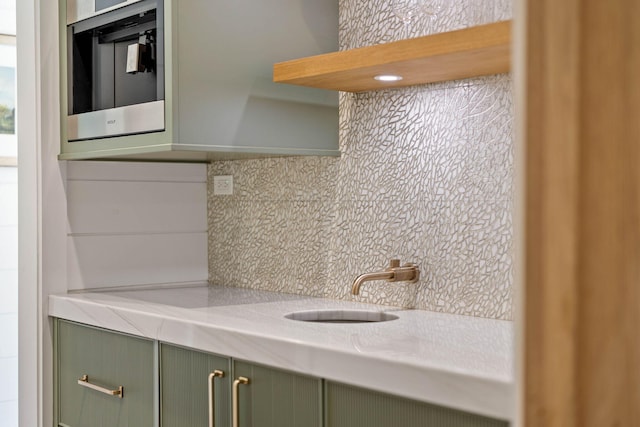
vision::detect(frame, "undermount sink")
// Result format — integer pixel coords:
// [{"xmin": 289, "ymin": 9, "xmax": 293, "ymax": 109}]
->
[{"xmin": 284, "ymin": 309, "xmax": 399, "ymax": 324}]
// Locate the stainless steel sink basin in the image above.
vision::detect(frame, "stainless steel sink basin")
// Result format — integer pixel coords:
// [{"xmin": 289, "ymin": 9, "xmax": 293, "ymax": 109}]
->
[{"xmin": 284, "ymin": 309, "xmax": 398, "ymax": 324}]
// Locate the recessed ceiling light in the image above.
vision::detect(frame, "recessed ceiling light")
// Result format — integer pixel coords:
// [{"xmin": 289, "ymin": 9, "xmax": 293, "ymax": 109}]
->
[{"xmin": 374, "ymin": 74, "xmax": 403, "ymax": 82}]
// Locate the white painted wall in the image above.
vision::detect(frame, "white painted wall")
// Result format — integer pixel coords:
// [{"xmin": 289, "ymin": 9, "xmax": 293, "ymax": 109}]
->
[
  {"xmin": 18, "ymin": 0, "xmax": 67, "ymax": 426},
  {"xmin": 0, "ymin": 166, "xmax": 18, "ymax": 427},
  {"xmin": 0, "ymin": 5, "xmax": 17, "ymax": 425}
]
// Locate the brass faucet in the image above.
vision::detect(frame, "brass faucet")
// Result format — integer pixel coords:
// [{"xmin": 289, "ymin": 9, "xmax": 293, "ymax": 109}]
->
[{"xmin": 351, "ymin": 259, "xmax": 420, "ymax": 295}]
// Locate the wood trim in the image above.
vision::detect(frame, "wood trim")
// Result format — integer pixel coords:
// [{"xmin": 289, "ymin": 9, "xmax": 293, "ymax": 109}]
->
[
  {"xmin": 524, "ymin": 0, "xmax": 581, "ymax": 424},
  {"xmin": 273, "ymin": 21, "xmax": 511, "ymax": 92},
  {"xmin": 577, "ymin": 0, "xmax": 640, "ymax": 424},
  {"xmin": 524, "ymin": 0, "xmax": 640, "ymax": 425}
]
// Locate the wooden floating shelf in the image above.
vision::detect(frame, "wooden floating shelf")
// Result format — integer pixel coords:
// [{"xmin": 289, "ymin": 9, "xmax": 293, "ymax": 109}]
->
[{"xmin": 274, "ymin": 20, "xmax": 511, "ymax": 92}]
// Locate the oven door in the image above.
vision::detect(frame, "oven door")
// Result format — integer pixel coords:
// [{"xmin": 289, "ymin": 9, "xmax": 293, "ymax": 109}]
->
[{"xmin": 66, "ymin": 0, "xmax": 165, "ymax": 141}]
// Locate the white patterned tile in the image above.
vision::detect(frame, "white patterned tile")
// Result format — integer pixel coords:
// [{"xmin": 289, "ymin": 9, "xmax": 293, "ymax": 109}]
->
[
  {"xmin": 340, "ymin": 0, "xmax": 480, "ymax": 50},
  {"xmin": 325, "ymin": 199, "xmax": 433, "ymax": 307},
  {"xmin": 463, "ymin": 76, "xmax": 515, "ymax": 201},
  {"xmin": 209, "ymin": 198, "xmax": 333, "ymax": 297},
  {"xmin": 208, "ymin": 157, "xmax": 338, "ymax": 202},
  {"xmin": 494, "ymin": 0, "xmax": 513, "ymax": 21},
  {"xmin": 417, "ymin": 199, "xmax": 513, "ymax": 318},
  {"xmin": 207, "ymin": 0, "xmax": 515, "ymax": 320}
]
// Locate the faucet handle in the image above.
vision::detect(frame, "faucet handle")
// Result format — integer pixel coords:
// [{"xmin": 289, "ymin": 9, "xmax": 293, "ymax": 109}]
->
[
  {"xmin": 351, "ymin": 259, "xmax": 420, "ymax": 295},
  {"xmin": 387, "ymin": 259, "xmax": 419, "ymax": 282}
]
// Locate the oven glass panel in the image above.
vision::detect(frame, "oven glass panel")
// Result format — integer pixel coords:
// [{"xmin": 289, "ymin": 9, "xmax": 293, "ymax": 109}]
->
[{"xmin": 69, "ymin": 1, "xmax": 163, "ymax": 115}]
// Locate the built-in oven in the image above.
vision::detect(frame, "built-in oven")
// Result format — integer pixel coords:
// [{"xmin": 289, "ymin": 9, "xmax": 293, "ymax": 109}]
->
[{"xmin": 66, "ymin": 0, "xmax": 164, "ymax": 141}]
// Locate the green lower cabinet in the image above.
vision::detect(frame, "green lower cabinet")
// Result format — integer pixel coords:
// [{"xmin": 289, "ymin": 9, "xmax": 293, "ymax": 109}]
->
[
  {"xmin": 159, "ymin": 345, "xmax": 323, "ymax": 427},
  {"xmin": 233, "ymin": 360, "xmax": 323, "ymax": 427},
  {"xmin": 324, "ymin": 382, "xmax": 509, "ymax": 427},
  {"xmin": 160, "ymin": 343, "xmax": 231, "ymax": 427},
  {"xmin": 56, "ymin": 321, "xmax": 507, "ymax": 427},
  {"xmin": 56, "ymin": 320, "xmax": 155, "ymax": 427}
]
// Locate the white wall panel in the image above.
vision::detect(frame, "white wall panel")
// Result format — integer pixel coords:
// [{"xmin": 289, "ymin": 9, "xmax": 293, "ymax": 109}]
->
[
  {"xmin": 67, "ymin": 233, "xmax": 208, "ymax": 290},
  {"xmin": 67, "ymin": 180, "xmax": 207, "ymax": 234},
  {"xmin": 67, "ymin": 161, "xmax": 207, "ymax": 182},
  {"xmin": 66, "ymin": 161, "xmax": 208, "ymax": 290}
]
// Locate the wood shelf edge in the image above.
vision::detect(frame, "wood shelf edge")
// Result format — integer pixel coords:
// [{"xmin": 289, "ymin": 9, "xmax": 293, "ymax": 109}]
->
[{"xmin": 274, "ymin": 20, "xmax": 512, "ymax": 92}]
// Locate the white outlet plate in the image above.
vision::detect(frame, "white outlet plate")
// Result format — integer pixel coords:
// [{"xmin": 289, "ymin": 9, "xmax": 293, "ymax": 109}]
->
[{"xmin": 213, "ymin": 175, "xmax": 233, "ymax": 195}]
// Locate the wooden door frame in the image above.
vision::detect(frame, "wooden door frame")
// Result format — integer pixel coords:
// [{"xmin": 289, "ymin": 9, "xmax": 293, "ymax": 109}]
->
[{"xmin": 523, "ymin": 0, "xmax": 640, "ymax": 425}]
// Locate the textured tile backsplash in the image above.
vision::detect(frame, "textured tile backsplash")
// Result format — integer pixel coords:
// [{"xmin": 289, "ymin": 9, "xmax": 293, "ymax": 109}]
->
[
  {"xmin": 209, "ymin": 0, "xmax": 514, "ymax": 320},
  {"xmin": 208, "ymin": 157, "xmax": 338, "ymax": 297}
]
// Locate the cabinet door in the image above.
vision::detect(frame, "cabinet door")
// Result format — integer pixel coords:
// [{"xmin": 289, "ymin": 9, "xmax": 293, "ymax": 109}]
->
[
  {"xmin": 233, "ymin": 360, "xmax": 322, "ymax": 427},
  {"xmin": 325, "ymin": 381, "xmax": 508, "ymax": 427},
  {"xmin": 56, "ymin": 320, "xmax": 155, "ymax": 427},
  {"xmin": 160, "ymin": 343, "xmax": 231, "ymax": 427}
]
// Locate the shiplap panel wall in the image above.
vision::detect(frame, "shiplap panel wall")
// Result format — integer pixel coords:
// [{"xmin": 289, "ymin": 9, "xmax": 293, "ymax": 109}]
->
[{"xmin": 66, "ymin": 161, "xmax": 208, "ymax": 291}]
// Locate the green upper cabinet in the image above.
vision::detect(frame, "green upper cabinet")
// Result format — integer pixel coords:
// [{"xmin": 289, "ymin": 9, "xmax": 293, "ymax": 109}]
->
[
  {"xmin": 59, "ymin": 0, "xmax": 339, "ymax": 162},
  {"xmin": 56, "ymin": 320, "xmax": 156, "ymax": 427}
]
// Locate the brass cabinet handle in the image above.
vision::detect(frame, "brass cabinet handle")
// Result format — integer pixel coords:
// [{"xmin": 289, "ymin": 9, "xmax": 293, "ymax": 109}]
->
[
  {"xmin": 208, "ymin": 370, "xmax": 225, "ymax": 427},
  {"xmin": 77, "ymin": 374, "xmax": 123, "ymax": 398},
  {"xmin": 232, "ymin": 376, "xmax": 250, "ymax": 427}
]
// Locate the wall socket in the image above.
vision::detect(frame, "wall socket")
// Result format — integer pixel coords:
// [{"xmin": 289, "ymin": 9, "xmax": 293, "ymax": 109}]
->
[{"xmin": 213, "ymin": 175, "xmax": 233, "ymax": 195}]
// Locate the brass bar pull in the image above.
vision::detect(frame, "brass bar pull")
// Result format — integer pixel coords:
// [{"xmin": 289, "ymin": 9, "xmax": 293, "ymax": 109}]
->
[
  {"xmin": 232, "ymin": 376, "xmax": 250, "ymax": 427},
  {"xmin": 77, "ymin": 374, "xmax": 123, "ymax": 398},
  {"xmin": 208, "ymin": 370, "xmax": 225, "ymax": 427}
]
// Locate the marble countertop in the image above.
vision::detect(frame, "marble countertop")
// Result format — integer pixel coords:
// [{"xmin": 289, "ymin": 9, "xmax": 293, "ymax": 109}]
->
[{"xmin": 48, "ymin": 284, "xmax": 514, "ymax": 420}]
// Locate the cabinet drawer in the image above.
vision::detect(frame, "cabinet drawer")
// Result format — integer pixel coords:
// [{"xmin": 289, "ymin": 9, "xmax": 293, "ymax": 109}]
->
[
  {"xmin": 160, "ymin": 343, "xmax": 231, "ymax": 427},
  {"xmin": 325, "ymin": 381, "xmax": 508, "ymax": 427},
  {"xmin": 233, "ymin": 360, "xmax": 323, "ymax": 427},
  {"xmin": 56, "ymin": 320, "xmax": 155, "ymax": 427}
]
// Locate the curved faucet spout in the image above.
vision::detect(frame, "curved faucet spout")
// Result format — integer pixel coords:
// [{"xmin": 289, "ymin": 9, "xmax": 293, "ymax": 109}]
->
[
  {"xmin": 351, "ymin": 271, "xmax": 395, "ymax": 295},
  {"xmin": 351, "ymin": 259, "xmax": 420, "ymax": 296}
]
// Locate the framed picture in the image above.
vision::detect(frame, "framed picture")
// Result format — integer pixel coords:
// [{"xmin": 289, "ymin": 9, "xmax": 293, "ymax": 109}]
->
[
  {"xmin": 0, "ymin": 37, "xmax": 16, "ymax": 164},
  {"xmin": 0, "ymin": 63, "xmax": 15, "ymax": 134}
]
